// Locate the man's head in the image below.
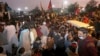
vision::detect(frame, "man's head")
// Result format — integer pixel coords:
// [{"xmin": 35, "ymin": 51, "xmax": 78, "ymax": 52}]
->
[
  {"xmin": 0, "ymin": 22, "xmax": 5, "ymax": 32},
  {"xmin": 18, "ymin": 47, "xmax": 25, "ymax": 55},
  {"xmin": 78, "ymin": 28, "xmax": 88, "ymax": 40}
]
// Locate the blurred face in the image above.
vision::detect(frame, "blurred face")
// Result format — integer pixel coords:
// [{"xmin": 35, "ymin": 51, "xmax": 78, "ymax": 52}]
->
[
  {"xmin": 78, "ymin": 31, "xmax": 84, "ymax": 37},
  {"xmin": 0, "ymin": 24, "xmax": 4, "ymax": 32},
  {"xmin": 68, "ymin": 33, "xmax": 73, "ymax": 41},
  {"xmin": 78, "ymin": 31, "xmax": 85, "ymax": 40}
]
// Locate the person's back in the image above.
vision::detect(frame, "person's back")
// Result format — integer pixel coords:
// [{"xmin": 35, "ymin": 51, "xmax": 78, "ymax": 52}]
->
[
  {"xmin": 0, "ymin": 23, "xmax": 8, "ymax": 45},
  {"xmin": 40, "ymin": 23, "xmax": 49, "ymax": 36},
  {"xmin": 5, "ymin": 25, "xmax": 16, "ymax": 42},
  {"xmin": 36, "ymin": 24, "xmax": 43, "ymax": 38},
  {"xmin": 5, "ymin": 24, "xmax": 18, "ymax": 54},
  {"xmin": 83, "ymin": 16, "xmax": 89, "ymax": 24},
  {"xmin": 41, "ymin": 36, "xmax": 48, "ymax": 49},
  {"xmin": 30, "ymin": 27, "xmax": 37, "ymax": 47},
  {"xmin": 47, "ymin": 37, "xmax": 54, "ymax": 49},
  {"xmin": 19, "ymin": 29, "xmax": 31, "ymax": 52}
]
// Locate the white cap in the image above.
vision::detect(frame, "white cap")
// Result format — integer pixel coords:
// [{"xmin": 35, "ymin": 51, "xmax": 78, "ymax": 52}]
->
[{"xmin": 43, "ymin": 22, "xmax": 46, "ymax": 25}]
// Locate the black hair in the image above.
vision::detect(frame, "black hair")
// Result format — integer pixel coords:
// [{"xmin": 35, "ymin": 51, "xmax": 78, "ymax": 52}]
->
[
  {"xmin": 78, "ymin": 28, "xmax": 88, "ymax": 34},
  {"xmin": 18, "ymin": 47, "xmax": 25, "ymax": 54},
  {"xmin": 0, "ymin": 47, "xmax": 3, "ymax": 53}
]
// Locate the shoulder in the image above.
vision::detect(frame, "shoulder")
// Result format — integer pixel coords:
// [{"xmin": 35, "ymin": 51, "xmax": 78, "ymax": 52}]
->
[
  {"xmin": 84, "ymin": 37, "xmax": 95, "ymax": 47},
  {"xmin": 0, "ymin": 54, "xmax": 7, "ymax": 56},
  {"xmin": 87, "ymin": 42, "xmax": 95, "ymax": 47}
]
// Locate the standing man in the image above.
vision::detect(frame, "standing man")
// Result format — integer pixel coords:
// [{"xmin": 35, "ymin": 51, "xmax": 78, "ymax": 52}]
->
[
  {"xmin": 78, "ymin": 28, "xmax": 98, "ymax": 56},
  {"xmin": 0, "ymin": 22, "xmax": 7, "ymax": 46},
  {"xmin": 40, "ymin": 22, "xmax": 49, "ymax": 36},
  {"xmin": 29, "ymin": 24, "xmax": 37, "ymax": 48},
  {"xmin": 19, "ymin": 23, "xmax": 31, "ymax": 52},
  {"xmin": 4, "ymin": 21, "xmax": 18, "ymax": 54}
]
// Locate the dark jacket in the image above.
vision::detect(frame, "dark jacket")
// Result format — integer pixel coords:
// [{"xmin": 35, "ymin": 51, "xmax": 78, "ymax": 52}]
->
[{"xmin": 78, "ymin": 36, "xmax": 98, "ymax": 56}]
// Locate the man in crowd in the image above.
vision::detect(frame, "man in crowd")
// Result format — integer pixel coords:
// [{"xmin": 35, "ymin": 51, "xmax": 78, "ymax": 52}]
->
[
  {"xmin": 82, "ymin": 15, "xmax": 89, "ymax": 24},
  {"xmin": 29, "ymin": 23, "xmax": 37, "ymax": 48},
  {"xmin": 0, "ymin": 22, "xmax": 7, "ymax": 46},
  {"xmin": 4, "ymin": 21, "xmax": 18, "ymax": 54},
  {"xmin": 78, "ymin": 28, "xmax": 98, "ymax": 56},
  {"xmin": 40, "ymin": 21, "xmax": 49, "ymax": 36},
  {"xmin": 19, "ymin": 22, "xmax": 31, "ymax": 55}
]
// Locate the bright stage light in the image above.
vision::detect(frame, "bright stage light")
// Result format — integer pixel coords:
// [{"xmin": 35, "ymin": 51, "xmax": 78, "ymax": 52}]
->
[
  {"xmin": 81, "ymin": 7, "xmax": 85, "ymax": 11},
  {"xmin": 64, "ymin": 0, "xmax": 68, "ymax": 5},
  {"xmin": 61, "ymin": 9, "xmax": 63, "ymax": 13},
  {"xmin": 52, "ymin": 5, "xmax": 55, "ymax": 8},
  {"xmin": 25, "ymin": 7, "xmax": 28, "ymax": 10},
  {"xmin": 17, "ymin": 8, "xmax": 21, "ymax": 11}
]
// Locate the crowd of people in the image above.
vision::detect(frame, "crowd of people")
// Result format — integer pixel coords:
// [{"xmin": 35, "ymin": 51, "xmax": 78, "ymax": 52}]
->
[{"xmin": 0, "ymin": 3, "xmax": 100, "ymax": 56}]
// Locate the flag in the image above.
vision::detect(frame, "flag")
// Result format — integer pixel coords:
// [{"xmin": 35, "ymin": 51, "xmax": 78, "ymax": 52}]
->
[
  {"xmin": 40, "ymin": 2, "xmax": 44, "ymax": 11},
  {"xmin": 75, "ymin": 8, "xmax": 80, "ymax": 15},
  {"xmin": 40, "ymin": 2, "xmax": 45, "ymax": 15},
  {"xmin": 48, "ymin": 0, "xmax": 52, "ymax": 10}
]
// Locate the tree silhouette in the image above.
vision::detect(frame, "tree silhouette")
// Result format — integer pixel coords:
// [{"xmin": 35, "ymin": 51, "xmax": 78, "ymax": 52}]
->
[
  {"xmin": 85, "ymin": 0, "xmax": 97, "ymax": 12},
  {"xmin": 67, "ymin": 2, "xmax": 79, "ymax": 14},
  {"xmin": 29, "ymin": 6, "xmax": 41, "ymax": 17},
  {"xmin": 5, "ymin": 2, "xmax": 12, "ymax": 12}
]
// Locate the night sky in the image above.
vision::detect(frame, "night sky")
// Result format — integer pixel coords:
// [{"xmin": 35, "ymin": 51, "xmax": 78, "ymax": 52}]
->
[{"xmin": 0, "ymin": 0, "xmax": 100, "ymax": 11}]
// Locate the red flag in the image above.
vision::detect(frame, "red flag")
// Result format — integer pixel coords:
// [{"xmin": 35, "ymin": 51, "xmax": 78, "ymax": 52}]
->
[
  {"xmin": 48, "ymin": 0, "xmax": 52, "ymax": 10},
  {"xmin": 75, "ymin": 8, "xmax": 80, "ymax": 15}
]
